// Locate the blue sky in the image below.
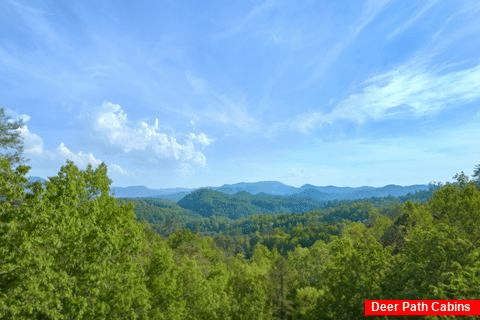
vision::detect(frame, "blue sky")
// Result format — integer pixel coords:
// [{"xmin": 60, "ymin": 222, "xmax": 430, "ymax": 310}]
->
[{"xmin": 1, "ymin": 0, "xmax": 480, "ymax": 188}]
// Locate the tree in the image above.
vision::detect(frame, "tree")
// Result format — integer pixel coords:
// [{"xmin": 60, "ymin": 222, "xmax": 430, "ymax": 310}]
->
[
  {"xmin": 0, "ymin": 160, "xmax": 152, "ymax": 319},
  {"xmin": 310, "ymin": 223, "xmax": 391, "ymax": 319},
  {"xmin": 226, "ymin": 244, "xmax": 274, "ymax": 319},
  {"xmin": 453, "ymin": 171, "xmax": 470, "ymax": 188},
  {"xmin": 144, "ymin": 225, "xmax": 187, "ymax": 319},
  {"xmin": 0, "ymin": 108, "xmax": 27, "ymax": 165},
  {"xmin": 473, "ymin": 164, "xmax": 480, "ymax": 189},
  {"xmin": 381, "ymin": 181, "xmax": 480, "ymax": 308},
  {"xmin": 266, "ymin": 256, "xmax": 294, "ymax": 319}
]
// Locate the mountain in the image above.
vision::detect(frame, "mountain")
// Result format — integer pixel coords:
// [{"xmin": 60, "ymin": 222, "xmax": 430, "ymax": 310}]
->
[
  {"xmin": 109, "ymin": 180, "xmax": 429, "ymax": 203},
  {"xmin": 153, "ymin": 191, "xmax": 192, "ymax": 202},
  {"xmin": 293, "ymin": 188, "xmax": 336, "ymax": 202},
  {"xmin": 293, "ymin": 184, "xmax": 429, "ymax": 201},
  {"xmin": 177, "ymin": 188, "xmax": 325, "ymax": 219},
  {"xmin": 212, "ymin": 181, "xmax": 429, "ymax": 199},
  {"xmin": 344, "ymin": 184, "xmax": 429, "ymax": 200},
  {"xmin": 110, "ymin": 186, "xmax": 194, "ymax": 198},
  {"xmin": 214, "ymin": 181, "xmax": 299, "ymax": 195},
  {"xmin": 176, "ymin": 183, "xmax": 434, "ymax": 220},
  {"xmin": 298, "ymin": 184, "xmax": 367, "ymax": 195},
  {"xmin": 177, "ymin": 189, "xmax": 263, "ymax": 219}
]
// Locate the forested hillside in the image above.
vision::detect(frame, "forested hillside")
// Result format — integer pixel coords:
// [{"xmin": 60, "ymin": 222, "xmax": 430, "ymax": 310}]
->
[
  {"xmin": 175, "ymin": 186, "xmax": 435, "ymax": 220},
  {"xmin": 1, "ymin": 110, "xmax": 480, "ymax": 319},
  {"xmin": 176, "ymin": 188, "xmax": 327, "ymax": 218}
]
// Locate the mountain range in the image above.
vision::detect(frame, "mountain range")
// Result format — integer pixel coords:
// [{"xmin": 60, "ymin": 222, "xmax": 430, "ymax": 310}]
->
[
  {"xmin": 27, "ymin": 177, "xmax": 429, "ymax": 203},
  {"xmin": 110, "ymin": 181, "xmax": 429, "ymax": 202}
]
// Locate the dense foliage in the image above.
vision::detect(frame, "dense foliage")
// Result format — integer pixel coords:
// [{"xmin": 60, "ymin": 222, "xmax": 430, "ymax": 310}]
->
[
  {"xmin": 176, "ymin": 186, "xmax": 436, "ymax": 220},
  {"xmin": 1, "ymin": 108, "xmax": 479, "ymax": 319}
]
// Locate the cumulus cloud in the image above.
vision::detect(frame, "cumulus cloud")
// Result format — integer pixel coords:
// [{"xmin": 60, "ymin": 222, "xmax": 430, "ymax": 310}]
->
[
  {"xmin": 57, "ymin": 142, "xmax": 102, "ymax": 167},
  {"xmin": 3, "ymin": 109, "xmax": 44, "ymax": 155},
  {"xmin": 18, "ymin": 124, "xmax": 44, "ymax": 155},
  {"xmin": 94, "ymin": 102, "xmax": 211, "ymax": 167},
  {"xmin": 288, "ymin": 61, "xmax": 480, "ymax": 134},
  {"xmin": 2, "ymin": 108, "xmax": 132, "ymax": 180},
  {"xmin": 110, "ymin": 164, "xmax": 128, "ymax": 175},
  {"xmin": 54, "ymin": 142, "xmax": 129, "ymax": 178},
  {"xmin": 188, "ymin": 132, "xmax": 213, "ymax": 146}
]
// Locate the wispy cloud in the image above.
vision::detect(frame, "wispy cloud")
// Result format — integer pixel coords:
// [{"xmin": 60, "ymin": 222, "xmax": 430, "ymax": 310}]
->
[
  {"xmin": 214, "ymin": 0, "xmax": 277, "ymax": 40},
  {"xmin": 287, "ymin": 59, "xmax": 480, "ymax": 134},
  {"xmin": 307, "ymin": 0, "xmax": 391, "ymax": 83},
  {"xmin": 387, "ymin": 0, "xmax": 440, "ymax": 40},
  {"xmin": 184, "ymin": 72, "xmax": 259, "ymax": 132},
  {"xmin": 5, "ymin": 0, "xmax": 68, "ymax": 52}
]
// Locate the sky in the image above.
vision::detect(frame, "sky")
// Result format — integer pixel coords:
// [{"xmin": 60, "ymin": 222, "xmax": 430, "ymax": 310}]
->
[{"xmin": 1, "ymin": 0, "xmax": 480, "ymax": 189}]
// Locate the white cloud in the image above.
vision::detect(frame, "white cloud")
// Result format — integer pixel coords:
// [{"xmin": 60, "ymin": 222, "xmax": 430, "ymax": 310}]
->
[
  {"xmin": 57, "ymin": 142, "xmax": 102, "ymax": 167},
  {"xmin": 94, "ymin": 102, "xmax": 211, "ymax": 167},
  {"xmin": 4, "ymin": 110, "xmax": 44, "ymax": 155},
  {"xmin": 290, "ymin": 61, "xmax": 480, "ymax": 133},
  {"xmin": 110, "ymin": 164, "xmax": 128, "ymax": 176},
  {"xmin": 188, "ymin": 132, "xmax": 213, "ymax": 146},
  {"xmin": 19, "ymin": 123, "xmax": 129, "ymax": 177},
  {"xmin": 19, "ymin": 125, "xmax": 44, "ymax": 155}
]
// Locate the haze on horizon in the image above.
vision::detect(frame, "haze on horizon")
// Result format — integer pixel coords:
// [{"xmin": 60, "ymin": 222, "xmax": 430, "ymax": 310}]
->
[{"xmin": 1, "ymin": 0, "xmax": 480, "ymax": 189}]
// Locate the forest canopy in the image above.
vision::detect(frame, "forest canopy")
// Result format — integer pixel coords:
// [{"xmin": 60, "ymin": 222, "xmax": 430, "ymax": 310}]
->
[{"xmin": 1, "ymin": 108, "xmax": 480, "ymax": 319}]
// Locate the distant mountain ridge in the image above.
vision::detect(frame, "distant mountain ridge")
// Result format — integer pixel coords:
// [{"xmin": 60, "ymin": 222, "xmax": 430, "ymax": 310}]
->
[
  {"xmin": 110, "ymin": 180, "xmax": 429, "ymax": 201},
  {"xmin": 176, "ymin": 183, "xmax": 434, "ymax": 219},
  {"xmin": 294, "ymin": 184, "xmax": 429, "ymax": 202},
  {"xmin": 29, "ymin": 177, "xmax": 429, "ymax": 202},
  {"xmin": 110, "ymin": 186, "xmax": 193, "ymax": 199},
  {"xmin": 214, "ymin": 181, "xmax": 298, "ymax": 195}
]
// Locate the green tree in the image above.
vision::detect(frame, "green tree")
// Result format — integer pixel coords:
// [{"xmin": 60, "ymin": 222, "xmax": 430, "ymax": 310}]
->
[
  {"xmin": 473, "ymin": 164, "xmax": 480, "ymax": 189},
  {"xmin": 453, "ymin": 171, "xmax": 470, "ymax": 188},
  {"xmin": 381, "ymin": 180, "xmax": 480, "ymax": 319},
  {"xmin": 144, "ymin": 224, "xmax": 187, "ymax": 319},
  {"xmin": 226, "ymin": 245, "xmax": 274, "ymax": 320},
  {"xmin": 0, "ymin": 108, "xmax": 26, "ymax": 165},
  {"xmin": 266, "ymin": 256, "xmax": 294, "ymax": 319},
  {"xmin": 0, "ymin": 160, "xmax": 151, "ymax": 319},
  {"xmin": 311, "ymin": 223, "xmax": 391, "ymax": 319}
]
